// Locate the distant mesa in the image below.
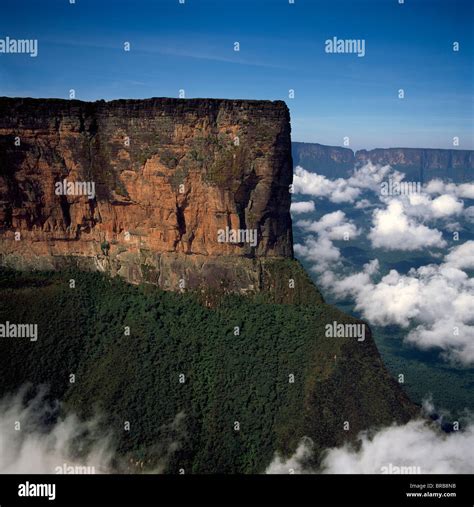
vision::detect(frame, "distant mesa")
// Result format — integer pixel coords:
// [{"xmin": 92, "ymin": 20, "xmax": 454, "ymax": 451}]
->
[{"xmin": 292, "ymin": 141, "xmax": 474, "ymax": 182}]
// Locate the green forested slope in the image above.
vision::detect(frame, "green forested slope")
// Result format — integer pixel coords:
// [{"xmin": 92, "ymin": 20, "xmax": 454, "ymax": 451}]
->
[{"xmin": 0, "ymin": 265, "xmax": 417, "ymax": 473}]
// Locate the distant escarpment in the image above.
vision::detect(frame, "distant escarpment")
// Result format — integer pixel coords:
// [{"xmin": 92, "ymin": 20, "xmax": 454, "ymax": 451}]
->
[
  {"xmin": 0, "ymin": 97, "xmax": 293, "ymax": 292},
  {"xmin": 292, "ymin": 142, "xmax": 355, "ymax": 178},
  {"xmin": 292, "ymin": 141, "xmax": 473, "ymax": 182}
]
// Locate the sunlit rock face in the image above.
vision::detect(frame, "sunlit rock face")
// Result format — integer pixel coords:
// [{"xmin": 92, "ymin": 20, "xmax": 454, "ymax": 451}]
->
[{"xmin": 0, "ymin": 97, "xmax": 294, "ymax": 291}]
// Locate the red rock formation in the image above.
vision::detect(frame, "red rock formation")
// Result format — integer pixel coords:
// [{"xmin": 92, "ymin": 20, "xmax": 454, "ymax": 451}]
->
[{"xmin": 0, "ymin": 97, "xmax": 294, "ymax": 290}]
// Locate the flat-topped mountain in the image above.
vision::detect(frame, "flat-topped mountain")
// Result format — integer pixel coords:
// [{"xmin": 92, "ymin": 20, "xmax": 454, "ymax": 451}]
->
[
  {"xmin": 0, "ymin": 97, "xmax": 293, "ymax": 292},
  {"xmin": 292, "ymin": 142, "xmax": 355, "ymax": 178},
  {"xmin": 292, "ymin": 141, "xmax": 473, "ymax": 182},
  {"xmin": 0, "ymin": 97, "xmax": 418, "ymax": 472}
]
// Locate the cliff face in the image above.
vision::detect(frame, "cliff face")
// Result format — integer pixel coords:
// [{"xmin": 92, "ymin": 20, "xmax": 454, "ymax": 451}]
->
[
  {"xmin": 0, "ymin": 97, "xmax": 293, "ymax": 291},
  {"xmin": 292, "ymin": 142, "xmax": 473, "ymax": 182},
  {"xmin": 356, "ymin": 147, "xmax": 474, "ymax": 182},
  {"xmin": 292, "ymin": 142, "xmax": 354, "ymax": 178}
]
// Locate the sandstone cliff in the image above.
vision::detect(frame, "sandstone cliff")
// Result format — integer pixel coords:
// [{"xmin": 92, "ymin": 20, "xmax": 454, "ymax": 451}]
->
[
  {"xmin": 0, "ymin": 97, "xmax": 293, "ymax": 291},
  {"xmin": 292, "ymin": 141, "xmax": 473, "ymax": 182}
]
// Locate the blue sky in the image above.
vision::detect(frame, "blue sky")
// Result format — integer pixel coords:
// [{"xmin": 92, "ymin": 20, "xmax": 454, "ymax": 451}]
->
[{"xmin": 0, "ymin": 0, "xmax": 472, "ymax": 150}]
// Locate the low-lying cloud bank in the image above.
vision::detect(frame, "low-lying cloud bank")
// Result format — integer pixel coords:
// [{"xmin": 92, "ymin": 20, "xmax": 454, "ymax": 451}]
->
[
  {"xmin": 266, "ymin": 419, "xmax": 474, "ymax": 474},
  {"xmin": 294, "ymin": 163, "xmax": 473, "ymax": 253},
  {"xmin": 0, "ymin": 387, "xmax": 113, "ymax": 474},
  {"xmin": 294, "ymin": 163, "xmax": 474, "ymax": 209},
  {"xmin": 0, "ymin": 388, "xmax": 184, "ymax": 474},
  {"xmin": 293, "ymin": 162, "xmax": 400, "ymax": 203},
  {"xmin": 293, "ymin": 162, "xmax": 474, "ymax": 365},
  {"xmin": 319, "ymin": 241, "xmax": 474, "ymax": 366},
  {"xmin": 294, "ymin": 210, "xmax": 359, "ymax": 272}
]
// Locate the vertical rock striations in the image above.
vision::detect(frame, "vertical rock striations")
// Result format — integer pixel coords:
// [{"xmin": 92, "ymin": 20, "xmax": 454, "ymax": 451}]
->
[{"xmin": 0, "ymin": 97, "xmax": 294, "ymax": 291}]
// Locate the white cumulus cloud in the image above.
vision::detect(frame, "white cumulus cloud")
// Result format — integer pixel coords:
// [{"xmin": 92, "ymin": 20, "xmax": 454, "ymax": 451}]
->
[
  {"xmin": 368, "ymin": 200, "xmax": 447, "ymax": 251},
  {"xmin": 293, "ymin": 162, "xmax": 399, "ymax": 204},
  {"xmin": 293, "ymin": 166, "xmax": 361, "ymax": 203},
  {"xmin": 294, "ymin": 211, "xmax": 360, "ymax": 272},
  {"xmin": 296, "ymin": 210, "xmax": 359, "ymax": 240},
  {"xmin": 425, "ymin": 179, "xmax": 474, "ymax": 200},
  {"xmin": 290, "ymin": 201, "xmax": 315, "ymax": 214},
  {"xmin": 324, "ymin": 242, "xmax": 474, "ymax": 365},
  {"xmin": 294, "ymin": 236, "xmax": 341, "ymax": 273}
]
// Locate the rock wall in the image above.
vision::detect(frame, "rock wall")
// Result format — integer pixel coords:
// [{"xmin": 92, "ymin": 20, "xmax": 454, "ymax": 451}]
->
[{"xmin": 0, "ymin": 97, "xmax": 294, "ymax": 291}]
